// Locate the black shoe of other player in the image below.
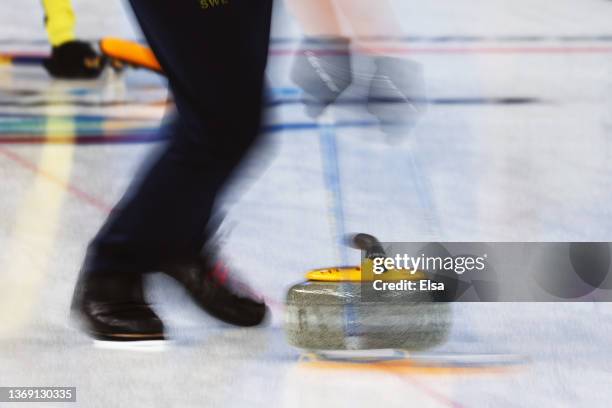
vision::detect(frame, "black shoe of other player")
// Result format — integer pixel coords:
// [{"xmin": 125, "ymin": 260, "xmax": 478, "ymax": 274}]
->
[{"xmin": 43, "ymin": 40, "xmax": 106, "ymax": 79}]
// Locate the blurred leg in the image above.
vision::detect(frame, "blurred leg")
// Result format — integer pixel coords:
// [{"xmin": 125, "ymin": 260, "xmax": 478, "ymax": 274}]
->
[
  {"xmin": 85, "ymin": 0, "xmax": 273, "ymax": 276},
  {"xmin": 72, "ymin": 0, "xmax": 273, "ymax": 339}
]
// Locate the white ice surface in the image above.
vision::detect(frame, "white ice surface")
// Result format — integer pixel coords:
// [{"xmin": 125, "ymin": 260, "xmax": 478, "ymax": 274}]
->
[{"xmin": 1, "ymin": 0, "xmax": 612, "ymax": 407}]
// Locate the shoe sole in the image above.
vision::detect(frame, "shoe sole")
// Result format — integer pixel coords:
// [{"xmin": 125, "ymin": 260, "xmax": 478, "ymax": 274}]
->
[{"xmin": 90, "ymin": 331, "xmax": 165, "ymax": 342}]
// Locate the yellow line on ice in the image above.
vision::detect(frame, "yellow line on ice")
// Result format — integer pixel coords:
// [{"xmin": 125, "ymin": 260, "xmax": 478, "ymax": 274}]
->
[{"xmin": 0, "ymin": 101, "xmax": 75, "ymax": 336}]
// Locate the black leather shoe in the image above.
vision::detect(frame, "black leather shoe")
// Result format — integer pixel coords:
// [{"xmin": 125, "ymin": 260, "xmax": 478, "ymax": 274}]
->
[
  {"xmin": 71, "ymin": 272, "xmax": 165, "ymax": 341},
  {"xmin": 163, "ymin": 258, "xmax": 268, "ymax": 327}
]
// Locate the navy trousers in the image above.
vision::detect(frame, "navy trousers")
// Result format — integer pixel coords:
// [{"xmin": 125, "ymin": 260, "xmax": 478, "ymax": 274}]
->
[{"xmin": 84, "ymin": 0, "xmax": 273, "ymax": 275}]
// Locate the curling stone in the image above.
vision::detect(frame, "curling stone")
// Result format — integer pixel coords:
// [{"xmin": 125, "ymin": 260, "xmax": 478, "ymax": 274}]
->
[{"xmin": 284, "ymin": 261, "xmax": 452, "ymax": 351}]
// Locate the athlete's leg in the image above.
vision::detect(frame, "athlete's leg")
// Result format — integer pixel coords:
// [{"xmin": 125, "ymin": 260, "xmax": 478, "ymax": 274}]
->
[
  {"xmin": 88, "ymin": 0, "xmax": 273, "ymax": 273},
  {"xmin": 72, "ymin": 0, "xmax": 273, "ymax": 339}
]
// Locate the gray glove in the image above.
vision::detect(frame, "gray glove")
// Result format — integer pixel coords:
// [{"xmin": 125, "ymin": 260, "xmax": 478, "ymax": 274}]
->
[
  {"xmin": 366, "ymin": 57, "xmax": 427, "ymax": 136},
  {"xmin": 290, "ymin": 36, "xmax": 353, "ymax": 118}
]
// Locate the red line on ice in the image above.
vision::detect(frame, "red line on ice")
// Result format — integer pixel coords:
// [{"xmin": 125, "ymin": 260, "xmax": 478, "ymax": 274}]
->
[
  {"xmin": 0, "ymin": 146, "xmax": 113, "ymax": 213},
  {"xmin": 270, "ymin": 46, "xmax": 612, "ymax": 56},
  {"xmin": 5, "ymin": 45, "xmax": 612, "ymax": 63},
  {"xmin": 395, "ymin": 373, "xmax": 466, "ymax": 408}
]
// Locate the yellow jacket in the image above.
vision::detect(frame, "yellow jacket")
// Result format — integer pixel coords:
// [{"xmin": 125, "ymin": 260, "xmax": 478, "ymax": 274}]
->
[{"xmin": 42, "ymin": 0, "xmax": 76, "ymax": 46}]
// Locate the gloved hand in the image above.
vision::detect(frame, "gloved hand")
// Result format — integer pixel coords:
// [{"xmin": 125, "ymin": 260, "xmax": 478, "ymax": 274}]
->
[
  {"xmin": 290, "ymin": 36, "xmax": 353, "ymax": 118},
  {"xmin": 43, "ymin": 40, "xmax": 106, "ymax": 79},
  {"xmin": 366, "ymin": 57, "xmax": 427, "ymax": 137}
]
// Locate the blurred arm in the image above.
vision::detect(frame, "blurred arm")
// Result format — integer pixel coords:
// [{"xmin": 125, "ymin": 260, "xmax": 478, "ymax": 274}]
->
[
  {"xmin": 333, "ymin": 0, "xmax": 403, "ymax": 38},
  {"xmin": 41, "ymin": 0, "xmax": 76, "ymax": 46},
  {"xmin": 284, "ymin": 0, "xmax": 343, "ymax": 37},
  {"xmin": 286, "ymin": 0, "xmax": 403, "ymax": 41}
]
